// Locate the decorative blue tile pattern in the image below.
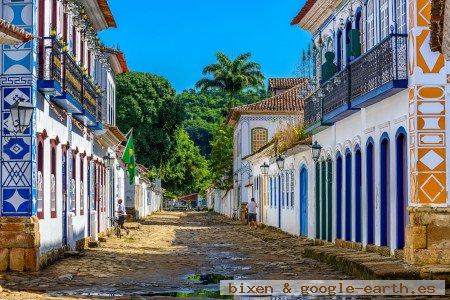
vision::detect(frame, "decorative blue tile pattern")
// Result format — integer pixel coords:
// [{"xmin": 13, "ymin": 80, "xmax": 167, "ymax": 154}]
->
[{"xmin": 1, "ymin": 0, "xmax": 37, "ymax": 216}]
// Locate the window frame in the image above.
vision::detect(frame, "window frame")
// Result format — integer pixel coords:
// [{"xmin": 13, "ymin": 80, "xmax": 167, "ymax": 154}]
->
[
  {"xmin": 37, "ymin": 131, "xmax": 47, "ymax": 219},
  {"xmin": 251, "ymin": 127, "xmax": 268, "ymax": 153},
  {"xmin": 50, "ymin": 137, "xmax": 59, "ymax": 218}
]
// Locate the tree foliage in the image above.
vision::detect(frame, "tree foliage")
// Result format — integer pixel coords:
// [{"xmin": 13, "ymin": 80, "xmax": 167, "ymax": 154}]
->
[
  {"xmin": 178, "ymin": 88, "xmax": 269, "ymax": 157},
  {"xmin": 160, "ymin": 128, "xmax": 211, "ymax": 198},
  {"xmin": 209, "ymin": 123, "xmax": 234, "ymax": 190},
  {"xmin": 116, "ymin": 72, "xmax": 184, "ymax": 169},
  {"xmin": 195, "ymin": 52, "xmax": 265, "ymax": 109}
]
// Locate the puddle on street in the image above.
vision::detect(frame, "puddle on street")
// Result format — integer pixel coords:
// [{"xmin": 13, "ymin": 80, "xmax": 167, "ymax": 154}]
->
[
  {"xmin": 49, "ymin": 288, "xmax": 232, "ymax": 299},
  {"xmin": 187, "ymin": 273, "xmax": 233, "ymax": 285}
]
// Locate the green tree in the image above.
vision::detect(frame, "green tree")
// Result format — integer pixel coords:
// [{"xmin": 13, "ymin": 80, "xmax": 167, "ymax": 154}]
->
[
  {"xmin": 195, "ymin": 52, "xmax": 264, "ymax": 110},
  {"xmin": 161, "ymin": 128, "xmax": 211, "ymax": 197},
  {"xmin": 209, "ymin": 123, "xmax": 234, "ymax": 190},
  {"xmin": 178, "ymin": 88, "xmax": 269, "ymax": 157},
  {"xmin": 116, "ymin": 71, "xmax": 184, "ymax": 169}
]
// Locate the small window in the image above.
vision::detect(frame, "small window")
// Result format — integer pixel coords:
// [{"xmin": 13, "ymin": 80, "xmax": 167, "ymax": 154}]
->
[
  {"xmin": 251, "ymin": 128, "xmax": 268, "ymax": 153},
  {"xmin": 380, "ymin": 0, "xmax": 390, "ymax": 39},
  {"xmin": 71, "ymin": 153, "xmax": 77, "ymax": 214},
  {"xmin": 290, "ymin": 171, "xmax": 295, "ymax": 207},
  {"xmin": 396, "ymin": 0, "xmax": 407, "ymax": 34},
  {"xmin": 367, "ymin": 0, "xmax": 375, "ymax": 49},
  {"xmin": 37, "ymin": 136, "xmax": 45, "ymax": 219},
  {"xmin": 50, "ymin": 141, "xmax": 57, "ymax": 218}
]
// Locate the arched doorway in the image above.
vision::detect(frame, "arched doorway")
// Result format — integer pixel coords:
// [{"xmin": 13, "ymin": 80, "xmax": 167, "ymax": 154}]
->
[
  {"xmin": 315, "ymin": 162, "xmax": 320, "ymax": 238},
  {"xmin": 336, "ymin": 153, "xmax": 343, "ymax": 239},
  {"xmin": 321, "ymin": 160, "xmax": 327, "ymax": 240},
  {"xmin": 380, "ymin": 134, "xmax": 390, "ymax": 246},
  {"xmin": 396, "ymin": 128, "xmax": 407, "ymax": 249},
  {"xmin": 299, "ymin": 166, "xmax": 308, "ymax": 236},
  {"xmin": 326, "ymin": 158, "xmax": 332, "ymax": 241},
  {"xmin": 366, "ymin": 139, "xmax": 375, "ymax": 245},
  {"xmin": 355, "ymin": 147, "xmax": 362, "ymax": 242},
  {"xmin": 345, "ymin": 149, "xmax": 352, "ymax": 241}
]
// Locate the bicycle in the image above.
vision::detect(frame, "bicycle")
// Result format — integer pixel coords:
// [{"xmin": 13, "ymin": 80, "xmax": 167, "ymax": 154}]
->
[{"xmin": 108, "ymin": 216, "xmax": 122, "ymax": 238}]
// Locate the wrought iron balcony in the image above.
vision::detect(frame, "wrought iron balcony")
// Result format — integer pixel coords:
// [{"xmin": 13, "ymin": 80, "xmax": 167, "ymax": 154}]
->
[
  {"xmin": 38, "ymin": 36, "xmax": 103, "ymax": 128},
  {"xmin": 37, "ymin": 37, "xmax": 63, "ymax": 95},
  {"xmin": 303, "ymin": 34, "xmax": 408, "ymax": 134},
  {"xmin": 63, "ymin": 51, "xmax": 83, "ymax": 106},
  {"xmin": 321, "ymin": 67, "xmax": 351, "ymax": 123},
  {"xmin": 81, "ymin": 76, "xmax": 100, "ymax": 125},
  {"xmin": 350, "ymin": 34, "xmax": 408, "ymax": 108}
]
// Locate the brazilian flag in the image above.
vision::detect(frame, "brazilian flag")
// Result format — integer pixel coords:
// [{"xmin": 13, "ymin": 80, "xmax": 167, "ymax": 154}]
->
[{"xmin": 122, "ymin": 133, "xmax": 136, "ymax": 184}]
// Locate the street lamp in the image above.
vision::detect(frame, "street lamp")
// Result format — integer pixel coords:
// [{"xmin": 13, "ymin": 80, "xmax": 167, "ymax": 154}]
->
[
  {"xmin": 311, "ymin": 141, "xmax": 322, "ymax": 162},
  {"xmin": 276, "ymin": 156, "xmax": 285, "ymax": 171},
  {"xmin": 10, "ymin": 97, "xmax": 33, "ymax": 134},
  {"xmin": 260, "ymin": 162, "xmax": 269, "ymax": 175},
  {"xmin": 102, "ymin": 153, "xmax": 115, "ymax": 168}
]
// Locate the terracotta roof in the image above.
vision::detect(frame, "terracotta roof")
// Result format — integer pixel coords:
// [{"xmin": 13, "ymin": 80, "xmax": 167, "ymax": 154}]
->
[
  {"xmin": 103, "ymin": 47, "xmax": 129, "ymax": 74},
  {"xmin": 0, "ymin": 18, "xmax": 33, "ymax": 44},
  {"xmin": 291, "ymin": 0, "xmax": 317, "ymax": 25},
  {"xmin": 227, "ymin": 84, "xmax": 308, "ymax": 126},
  {"xmin": 430, "ymin": 0, "xmax": 446, "ymax": 52},
  {"xmin": 97, "ymin": 0, "xmax": 117, "ymax": 28},
  {"xmin": 106, "ymin": 125, "xmax": 126, "ymax": 142},
  {"xmin": 268, "ymin": 78, "xmax": 308, "ymax": 91}
]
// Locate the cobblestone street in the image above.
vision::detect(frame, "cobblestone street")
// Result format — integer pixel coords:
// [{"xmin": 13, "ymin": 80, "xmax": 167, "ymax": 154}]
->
[{"xmin": 0, "ymin": 212, "xmax": 351, "ymax": 299}]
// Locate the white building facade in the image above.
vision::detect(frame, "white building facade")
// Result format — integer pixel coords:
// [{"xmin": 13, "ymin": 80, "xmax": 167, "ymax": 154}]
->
[{"xmin": 0, "ymin": 0, "xmax": 135, "ymax": 272}]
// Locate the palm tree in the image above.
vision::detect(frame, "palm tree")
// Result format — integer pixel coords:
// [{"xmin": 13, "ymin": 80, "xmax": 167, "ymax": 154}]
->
[{"xmin": 195, "ymin": 52, "xmax": 264, "ymax": 109}]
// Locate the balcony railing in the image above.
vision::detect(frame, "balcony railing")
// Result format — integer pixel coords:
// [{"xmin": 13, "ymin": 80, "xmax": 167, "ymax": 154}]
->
[
  {"xmin": 322, "ymin": 67, "xmax": 350, "ymax": 117},
  {"xmin": 350, "ymin": 34, "xmax": 407, "ymax": 106},
  {"xmin": 63, "ymin": 51, "xmax": 83, "ymax": 104},
  {"xmin": 303, "ymin": 93, "xmax": 322, "ymax": 130},
  {"xmin": 82, "ymin": 75, "xmax": 99, "ymax": 118},
  {"xmin": 303, "ymin": 34, "xmax": 408, "ymax": 134},
  {"xmin": 38, "ymin": 37, "xmax": 102, "ymax": 127},
  {"xmin": 38, "ymin": 38, "xmax": 63, "ymax": 93}
]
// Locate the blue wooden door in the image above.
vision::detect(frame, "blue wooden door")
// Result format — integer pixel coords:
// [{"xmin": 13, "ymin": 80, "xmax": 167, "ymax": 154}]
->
[
  {"xmin": 366, "ymin": 142, "xmax": 374, "ymax": 244},
  {"xmin": 62, "ymin": 150, "xmax": 68, "ymax": 246},
  {"xmin": 299, "ymin": 167, "xmax": 308, "ymax": 236}
]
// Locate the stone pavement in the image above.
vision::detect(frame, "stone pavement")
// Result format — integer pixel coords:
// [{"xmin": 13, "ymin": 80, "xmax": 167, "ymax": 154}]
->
[{"xmin": 0, "ymin": 211, "xmax": 350, "ymax": 299}]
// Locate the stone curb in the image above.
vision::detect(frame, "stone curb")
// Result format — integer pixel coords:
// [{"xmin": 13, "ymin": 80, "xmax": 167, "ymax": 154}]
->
[{"xmin": 303, "ymin": 245, "xmax": 422, "ymax": 280}]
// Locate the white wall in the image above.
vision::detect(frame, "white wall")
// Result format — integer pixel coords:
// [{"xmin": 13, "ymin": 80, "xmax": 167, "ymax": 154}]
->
[{"xmin": 314, "ymin": 90, "xmax": 408, "ymax": 252}]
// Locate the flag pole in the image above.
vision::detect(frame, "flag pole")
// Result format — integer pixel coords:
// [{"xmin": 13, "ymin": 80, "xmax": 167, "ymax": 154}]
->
[{"xmin": 125, "ymin": 128, "xmax": 133, "ymax": 139}]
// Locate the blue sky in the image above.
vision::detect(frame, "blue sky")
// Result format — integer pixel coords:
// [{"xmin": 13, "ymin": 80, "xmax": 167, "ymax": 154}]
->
[{"xmin": 100, "ymin": 0, "xmax": 310, "ymax": 92}]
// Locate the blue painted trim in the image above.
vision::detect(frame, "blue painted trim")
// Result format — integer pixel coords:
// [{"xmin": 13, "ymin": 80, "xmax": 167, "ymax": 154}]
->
[
  {"xmin": 345, "ymin": 151, "xmax": 352, "ymax": 241},
  {"xmin": 299, "ymin": 166, "xmax": 308, "ymax": 236},
  {"xmin": 395, "ymin": 126, "xmax": 407, "ymax": 139},
  {"xmin": 366, "ymin": 140, "xmax": 375, "ymax": 244},
  {"xmin": 379, "ymin": 133, "xmax": 390, "ymax": 246},
  {"xmin": 52, "ymin": 92, "xmax": 83, "ymax": 114},
  {"xmin": 350, "ymin": 80, "xmax": 408, "ymax": 108},
  {"xmin": 37, "ymin": 79, "xmax": 63, "ymax": 95},
  {"xmin": 322, "ymin": 102, "xmax": 359, "ymax": 124},
  {"xmin": 395, "ymin": 129, "xmax": 407, "ymax": 249},
  {"xmin": 336, "ymin": 155, "xmax": 343, "ymax": 239},
  {"xmin": 355, "ymin": 148, "xmax": 362, "ymax": 242}
]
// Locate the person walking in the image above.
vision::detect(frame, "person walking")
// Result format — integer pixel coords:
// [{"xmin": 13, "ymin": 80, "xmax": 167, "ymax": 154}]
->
[
  {"xmin": 116, "ymin": 199, "xmax": 130, "ymax": 235},
  {"xmin": 247, "ymin": 198, "xmax": 258, "ymax": 228}
]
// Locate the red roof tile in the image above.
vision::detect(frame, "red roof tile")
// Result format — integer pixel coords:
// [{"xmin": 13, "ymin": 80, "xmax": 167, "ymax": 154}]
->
[
  {"xmin": 97, "ymin": 0, "xmax": 117, "ymax": 28},
  {"xmin": 268, "ymin": 78, "xmax": 308, "ymax": 91},
  {"xmin": 0, "ymin": 18, "xmax": 33, "ymax": 43},
  {"xmin": 227, "ymin": 83, "xmax": 309, "ymax": 125},
  {"xmin": 291, "ymin": 0, "xmax": 317, "ymax": 25}
]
